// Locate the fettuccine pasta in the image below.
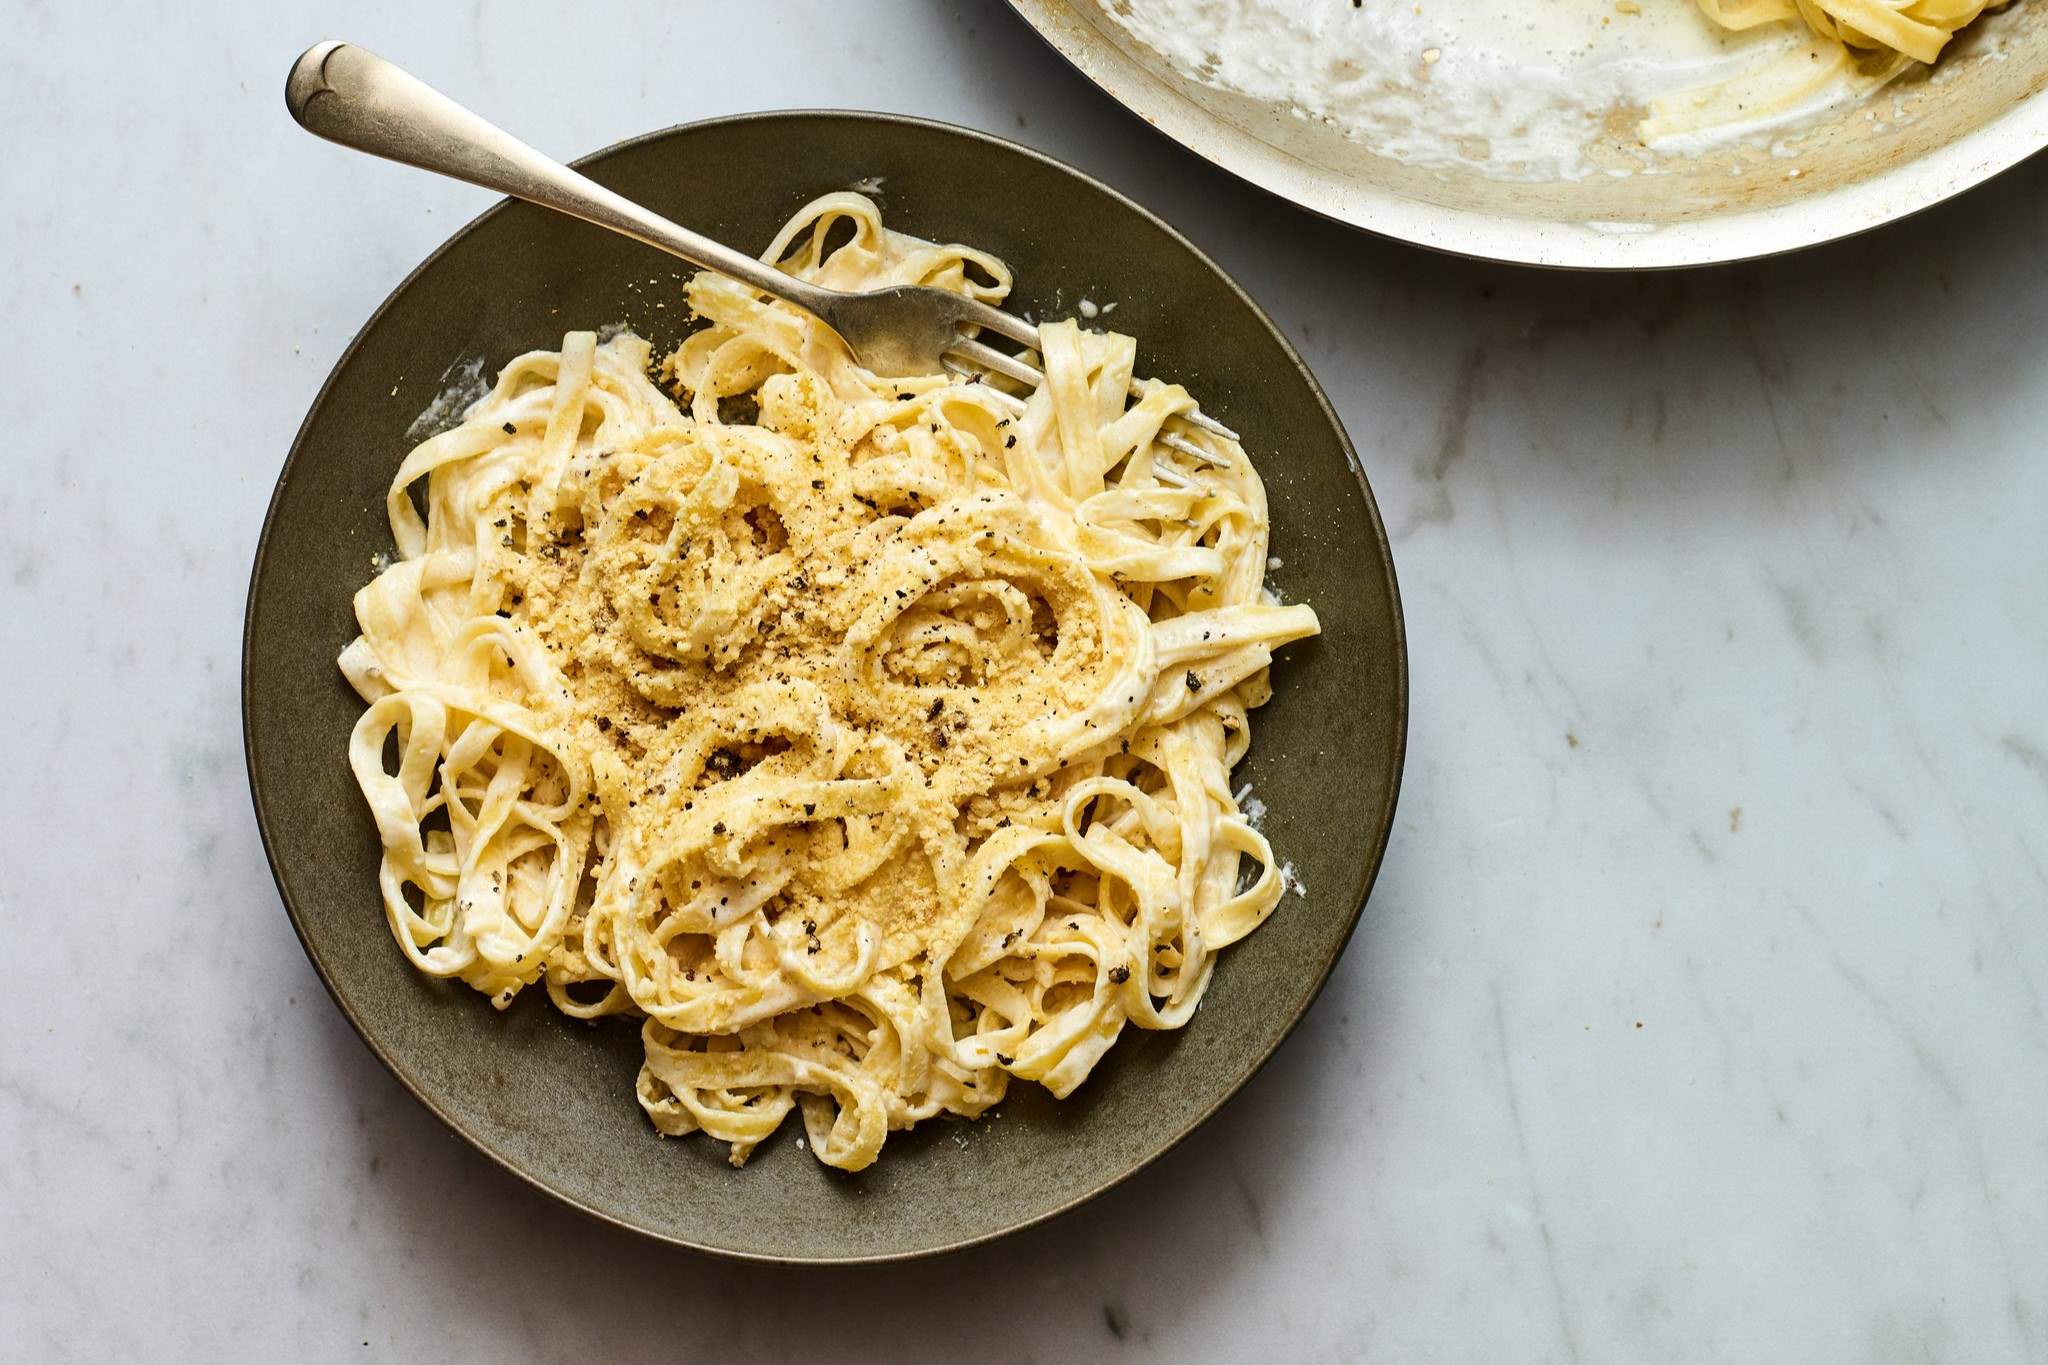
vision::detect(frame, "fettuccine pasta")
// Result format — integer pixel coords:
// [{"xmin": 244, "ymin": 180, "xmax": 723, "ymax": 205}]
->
[
  {"xmin": 339, "ymin": 193, "xmax": 1319, "ymax": 1171},
  {"xmin": 1647, "ymin": 0, "xmax": 2007, "ymax": 140},
  {"xmin": 1697, "ymin": 0, "xmax": 2007, "ymax": 65}
]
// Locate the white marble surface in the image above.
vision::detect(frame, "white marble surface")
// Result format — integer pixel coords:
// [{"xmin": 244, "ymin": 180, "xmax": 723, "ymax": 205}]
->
[{"xmin": 4, "ymin": 2, "xmax": 2046, "ymax": 1360}]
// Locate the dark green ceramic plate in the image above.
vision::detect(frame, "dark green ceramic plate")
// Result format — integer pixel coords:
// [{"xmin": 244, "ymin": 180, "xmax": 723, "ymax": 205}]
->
[{"xmin": 244, "ymin": 111, "xmax": 1406, "ymax": 1262}]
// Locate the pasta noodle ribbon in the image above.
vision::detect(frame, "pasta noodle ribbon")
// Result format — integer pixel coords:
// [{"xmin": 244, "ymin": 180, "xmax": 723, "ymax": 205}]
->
[
  {"xmin": 1697, "ymin": 0, "xmax": 2005, "ymax": 64},
  {"xmin": 340, "ymin": 194, "xmax": 1320, "ymax": 1170}
]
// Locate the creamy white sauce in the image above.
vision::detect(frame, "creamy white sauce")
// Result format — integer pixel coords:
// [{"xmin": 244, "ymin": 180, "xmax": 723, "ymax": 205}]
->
[
  {"xmin": 1105, "ymin": 0, "xmax": 1832, "ymax": 180},
  {"xmin": 404, "ymin": 354, "xmax": 489, "ymax": 443}
]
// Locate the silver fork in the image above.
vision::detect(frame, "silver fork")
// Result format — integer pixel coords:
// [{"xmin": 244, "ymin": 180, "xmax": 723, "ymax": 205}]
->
[{"xmin": 284, "ymin": 41, "xmax": 1233, "ymax": 469}]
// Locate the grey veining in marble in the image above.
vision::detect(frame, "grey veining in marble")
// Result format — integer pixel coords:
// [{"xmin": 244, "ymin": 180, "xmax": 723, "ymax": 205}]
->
[{"xmin": 3, "ymin": 2, "xmax": 2045, "ymax": 1361}]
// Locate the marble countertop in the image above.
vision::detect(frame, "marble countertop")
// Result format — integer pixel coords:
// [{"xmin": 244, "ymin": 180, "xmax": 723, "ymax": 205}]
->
[{"xmin": 5, "ymin": 2, "xmax": 2046, "ymax": 1360}]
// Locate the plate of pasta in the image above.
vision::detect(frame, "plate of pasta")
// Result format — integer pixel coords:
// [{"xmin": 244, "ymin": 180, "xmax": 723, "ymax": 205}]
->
[
  {"xmin": 1010, "ymin": 0, "xmax": 2048, "ymax": 267},
  {"xmin": 245, "ymin": 111, "xmax": 1405, "ymax": 1260}
]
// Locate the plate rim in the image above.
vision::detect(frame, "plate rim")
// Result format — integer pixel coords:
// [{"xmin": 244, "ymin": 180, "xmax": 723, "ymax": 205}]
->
[
  {"xmin": 1006, "ymin": 0, "xmax": 2048, "ymax": 271},
  {"xmin": 243, "ymin": 106, "xmax": 1409, "ymax": 1264}
]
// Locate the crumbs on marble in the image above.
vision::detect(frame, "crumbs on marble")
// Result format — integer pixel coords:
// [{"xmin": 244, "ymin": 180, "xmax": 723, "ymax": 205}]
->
[
  {"xmin": 1729, "ymin": 805, "xmax": 1742, "ymax": 833},
  {"xmin": 1565, "ymin": 730, "xmax": 1581, "ymax": 748}
]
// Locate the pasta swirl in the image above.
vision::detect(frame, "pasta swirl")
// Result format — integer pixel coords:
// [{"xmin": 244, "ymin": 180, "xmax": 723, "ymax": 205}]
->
[{"xmin": 340, "ymin": 193, "xmax": 1319, "ymax": 1170}]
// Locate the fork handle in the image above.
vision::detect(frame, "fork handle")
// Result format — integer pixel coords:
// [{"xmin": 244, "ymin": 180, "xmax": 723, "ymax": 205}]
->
[{"xmin": 285, "ymin": 41, "xmax": 838, "ymax": 317}]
